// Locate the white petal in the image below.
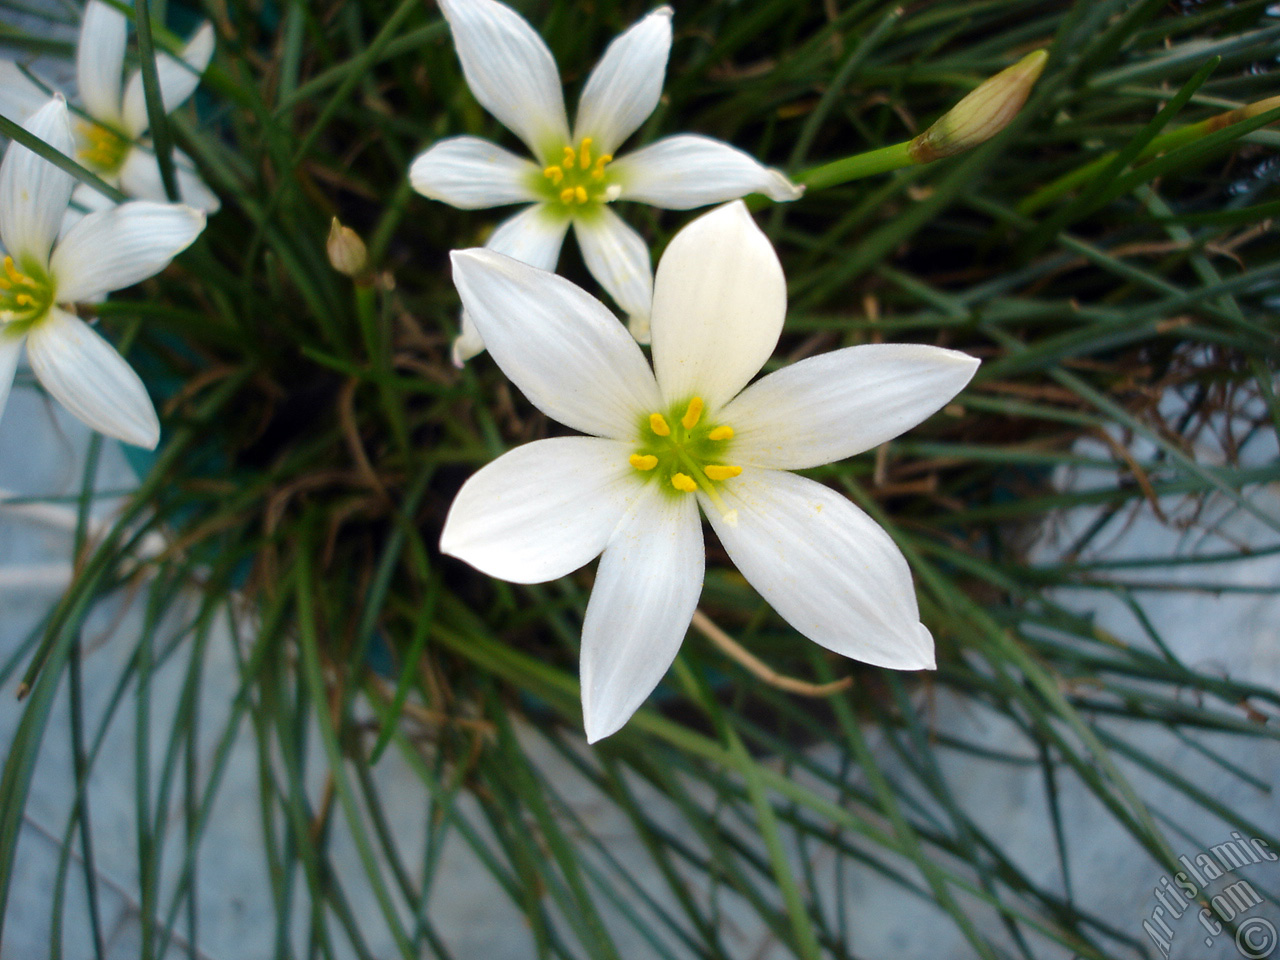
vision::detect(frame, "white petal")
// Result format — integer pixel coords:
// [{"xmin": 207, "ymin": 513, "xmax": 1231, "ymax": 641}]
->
[
  {"xmin": 438, "ymin": 0, "xmax": 569, "ymax": 160},
  {"xmin": 409, "ymin": 136, "xmax": 540, "ymax": 209},
  {"xmin": 116, "ymin": 145, "xmax": 221, "ymax": 211},
  {"xmin": 451, "ymin": 314, "xmax": 486, "ymax": 367},
  {"xmin": 51, "ymin": 201, "xmax": 205, "ymax": 302},
  {"xmin": 61, "ymin": 182, "xmax": 117, "ymax": 244},
  {"xmin": 573, "ymin": 6, "xmax": 672, "ymax": 156},
  {"xmin": 25, "ymin": 307, "xmax": 160, "ymax": 448},
  {"xmin": 572, "ymin": 207, "xmax": 653, "ymax": 339},
  {"xmin": 611, "ymin": 134, "xmax": 804, "ymax": 209},
  {"xmin": 0, "ymin": 62, "xmax": 51, "ymax": 123},
  {"xmin": 703, "ymin": 469, "xmax": 934, "ymax": 670},
  {"xmin": 122, "ymin": 22, "xmax": 216, "ymax": 137},
  {"xmin": 720, "ymin": 344, "xmax": 980, "ymax": 470},
  {"xmin": 451, "ymin": 247, "xmax": 660, "ymax": 438},
  {"xmin": 173, "ymin": 160, "xmax": 220, "ymax": 213},
  {"xmin": 0, "ymin": 330, "xmax": 23, "ymax": 424},
  {"xmin": 0, "ymin": 97, "xmax": 76, "ymax": 269},
  {"xmin": 649, "ymin": 201, "xmax": 785, "ymax": 412},
  {"xmin": 440, "ymin": 436, "xmax": 639, "ymax": 583},
  {"xmin": 484, "ymin": 201, "xmax": 569, "ymax": 267},
  {"xmin": 77, "ymin": 0, "xmax": 128, "ymax": 125},
  {"xmin": 452, "ymin": 203, "xmax": 570, "ymax": 365},
  {"xmin": 581, "ymin": 486, "xmax": 702, "ymax": 742}
]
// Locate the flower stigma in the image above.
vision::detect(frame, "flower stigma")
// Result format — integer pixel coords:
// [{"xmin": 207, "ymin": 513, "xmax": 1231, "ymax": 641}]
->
[
  {"xmin": 539, "ymin": 138, "xmax": 619, "ymax": 208},
  {"xmin": 631, "ymin": 396, "xmax": 741, "ymax": 525},
  {"xmin": 0, "ymin": 256, "xmax": 54, "ymax": 329},
  {"xmin": 76, "ymin": 120, "xmax": 131, "ymax": 175}
]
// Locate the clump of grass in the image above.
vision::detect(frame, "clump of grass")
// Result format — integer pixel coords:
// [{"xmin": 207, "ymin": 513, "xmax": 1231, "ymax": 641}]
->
[{"xmin": 1, "ymin": 0, "xmax": 1278, "ymax": 956}]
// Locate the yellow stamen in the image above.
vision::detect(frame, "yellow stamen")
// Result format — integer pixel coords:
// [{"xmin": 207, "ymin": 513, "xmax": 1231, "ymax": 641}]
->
[
  {"xmin": 560, "ymin": 187, "xmax": 576, "ymax": 204},
  {"xmin": 707, "ymin": 425, "xmax": 734, "ymax": 441},
  {"xmin": 573, "ymin": 185, "xmax": 588, "ymax": 204},
  {"xmin": 704, "ymin": 465, "xmax": 742, "ymax": 481},
  {"xmin": 671, "ymin": 473, "xmax": 697, "ymax": 493},
  {"xmin": 629, "ymin": 454, "xmax": 658, "ymax": 471},
  {"xmin": 15, "ymin": 294, "xmax": 33, "ymax": 307},
  {"xmin": 579, "ymin": 137, "xmax": 592, "ymax": 168},
  {"xmin": 4, "ymin": 257, "xmax": 23, "ymax": 283},
  {"xmin": 562, "ymin": 145, "xmax": 576, "ymax": 169},
  {"xmin": 681, "ymin": 396, "xmax": 704, "ymax": 430},
  {"xmin": 543, "ymin": 166, "xmax": 564, "ymax": 185},
  {"xmin": 591, "ymin": 155, "xmax": 612, "ymax": 180},
  {"xmin": 649, "ymin": 413, "xmax": 671, "ymax": 436}
]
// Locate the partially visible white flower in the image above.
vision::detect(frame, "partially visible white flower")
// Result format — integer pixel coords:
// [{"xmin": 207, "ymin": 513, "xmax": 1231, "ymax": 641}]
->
[
  {"xmin": 0, "ymin": 98, "xmax": 206, "ymax": 448},
  {"xmin": 0, "ymin": 0, "xmax": 219, "ymax": 215},
  {"xmin": 409, "ymin": 0, "xmax": 803, "ymax": 364},
  {"xmin": 440, "ymin": 201, "xmax": 979, "ymax": 742}
]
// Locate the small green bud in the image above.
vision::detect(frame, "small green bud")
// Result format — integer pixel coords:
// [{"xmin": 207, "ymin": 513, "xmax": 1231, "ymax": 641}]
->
[
  {"xmin": 327, "ymin": 217, "xmax": 369, "ymax": 278},
  {"xmin": 909, "ymin": 50, "xmax": 1048, "ymax": 163}
]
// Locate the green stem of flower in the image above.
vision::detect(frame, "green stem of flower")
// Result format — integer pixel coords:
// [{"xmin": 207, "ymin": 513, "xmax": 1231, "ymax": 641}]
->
[{"xmin": 797, "ymin": 140, "xmax": 916, "ymax": 193}]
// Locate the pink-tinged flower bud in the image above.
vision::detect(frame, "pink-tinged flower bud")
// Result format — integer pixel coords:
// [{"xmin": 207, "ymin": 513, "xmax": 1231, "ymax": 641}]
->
[
  {"xmin": 909, "ymin": 50, "xmax": 1048, "ymax": 163},
  {"xmin": 327, "ymin": 218, "xmax": 368, "ymax": 278}
]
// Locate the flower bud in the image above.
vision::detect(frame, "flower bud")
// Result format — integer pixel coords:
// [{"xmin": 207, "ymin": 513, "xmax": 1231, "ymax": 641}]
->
[
  {"xmin": 909, "ymin": 50, "xmax": 1047, "ymax": 163},
  {"xmin": 327, "ymin": 217, "xmax": 368, "ymax": 277}
]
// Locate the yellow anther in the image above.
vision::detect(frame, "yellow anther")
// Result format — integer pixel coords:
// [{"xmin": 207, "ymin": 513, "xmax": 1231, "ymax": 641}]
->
[
  {"xmin": 629, "ymin": 454, "xmax": 658, "ymax": 471},
  {"xmin": 649, "ymin": 413, "xmax": 671, "ymax": 436},
  {"xmin": 579, "ymin": 138, "xmax": 592, "ymax": 168},
  {"xmin": 681, "ymin": 397, "xmax": 704, "ymax": 430},
  {"xmin": 560, "ymin": 187, "xmax": 577, "ymax": 204},
  {"xmin": 707, "ymin": 425, "xmax": 734, "ymax": 441},
  {"xmin": 3, "ymin": 257, "xmax": 23, "ymax": 283},
  {"xmin": 15, "ymin": 293, "xmax": 33, "ymax": 306},
  {"xmin": 543, "ymin": 166, "xmax": 564, "ymax": 185},
  {"xmin": 705, "ymin": 465, "xmax": 742, "ymax": 481},
  {"xmin": 562, "ymin": 145, "xmax": 577, "ymax": 169},
  {"xmin": 75, "ymin": 120, "xmax": 129, "ymax": 173},
  {"xmin": 671, "ymin": 473, "xmax": 697, "ymax": 493},
  {"xmin": 591, "ymin": 155, "xmax": 613, "ymax": 181},
  {"xmin": 574, "ymin": 185, "xmax": 588, "ymax": 204}
]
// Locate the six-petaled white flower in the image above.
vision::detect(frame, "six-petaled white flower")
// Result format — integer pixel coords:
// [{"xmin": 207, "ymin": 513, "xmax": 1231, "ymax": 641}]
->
[
  {"xmin": 0, "ymin": 0, "xmax": 219, "ymax": 215},
  {"xmin": 0, "ymin": 98, "xmax": 206, "ymax": 447},
  {"xmin": 409, "ymin": 0, "xmax": 803, "ymax": 365},
  {"xmin": 440, "ymin": 201, "xmax": 979, "ymax": 742}
]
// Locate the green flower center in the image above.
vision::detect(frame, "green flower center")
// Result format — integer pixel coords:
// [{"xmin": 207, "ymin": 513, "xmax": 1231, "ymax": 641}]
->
[
  {"xmin": 534, "ymin": 138, "xmax": 618, "ymax": 209},
  {"xmin": 0, "ymin": 256, "xmax": 54, "ymax": 331},
  {"xmin": 630, "ymin": 396, "xmax": 741, "ymax": 523},
  {"xmin": 76, "ymin": 119, "xmax": 131, "ymax": 175}
]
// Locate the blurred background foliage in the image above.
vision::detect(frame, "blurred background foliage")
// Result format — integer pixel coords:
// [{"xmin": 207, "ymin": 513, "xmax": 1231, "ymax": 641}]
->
[{"xmin": 2, "ymin": 0, "xmax": 1279, "ymax": 956}]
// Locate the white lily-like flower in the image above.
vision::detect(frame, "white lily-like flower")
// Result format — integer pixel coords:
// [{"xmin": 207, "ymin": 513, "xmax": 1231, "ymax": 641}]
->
[
  {"xmin": 440, "ymin": 202, "xmax": 979, "ymax": 742},
  {"xmin": 0, "ymin": 0, "xmax": 219, "ymax": 214},
  {"xmin": 0, "ymin": 98, "xmax": 206, "ymax": 448},
  {"xmin": 409, "ymin": 0, "xmax": 803, "ymax": 364}
]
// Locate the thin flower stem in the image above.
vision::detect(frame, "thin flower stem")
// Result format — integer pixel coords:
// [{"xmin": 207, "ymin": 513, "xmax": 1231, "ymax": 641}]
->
[
  {"xmin": 798, "ymin": 140, "xmax": 916, "ymax": 192},
  {"xmin": 691, "ymin": 609, "xmax": 853, "ymax": 698}
]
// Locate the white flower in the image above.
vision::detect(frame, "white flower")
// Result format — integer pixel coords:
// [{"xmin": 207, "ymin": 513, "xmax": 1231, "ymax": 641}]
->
[
  {"xmin": 0, "ymin": 98, "xmax": 206, "ymax": 448},
  {"xmin": 0, "ymin": 0, "xmax": 219, "ymax": 214},
  {"xmin": 440, "ymin": 201, "xmax": 979, "ymax": 742},
  {"xmin": 409, "ymin": 0, "xmax": 803, "ymax": 365}
]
